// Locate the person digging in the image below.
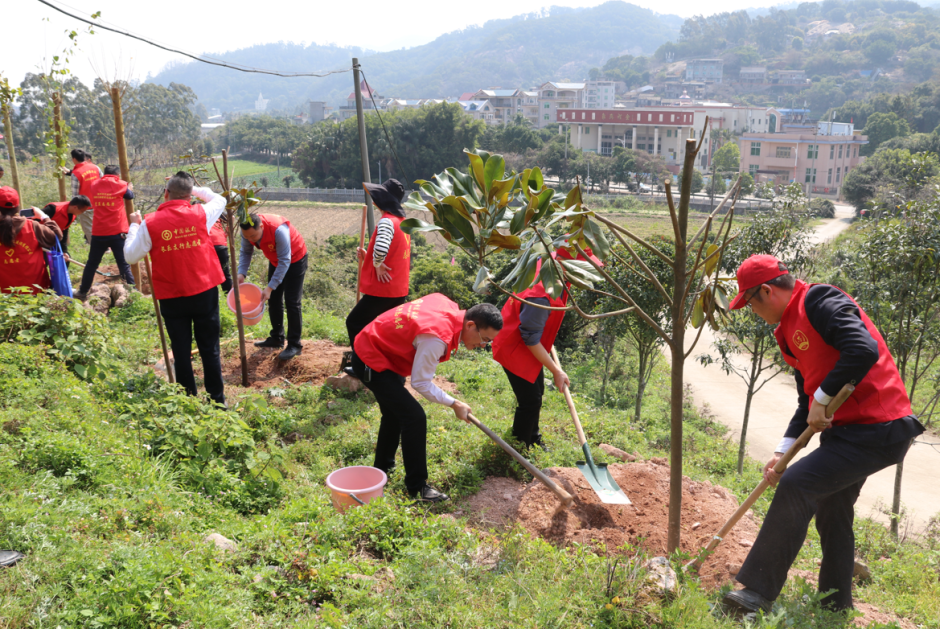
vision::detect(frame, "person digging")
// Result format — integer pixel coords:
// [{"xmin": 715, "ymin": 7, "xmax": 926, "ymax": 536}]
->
[
  {"xmin": 722, "ymin": 254, "xmax": 924, "ymax": 615},
  {"xmin": 491, "ymin": 246, "xmax": 601, "ymax": 450},
  {"xmin": 237, "ymin": 212, "xmax": 309, "ymax": 361},
  {"xmin": 38, "ymin": 195, "xmax": 91, "ymax": 264},
  {"xmin": 352, "ymin": 293, "xmax": 502, "ymax": 503}
]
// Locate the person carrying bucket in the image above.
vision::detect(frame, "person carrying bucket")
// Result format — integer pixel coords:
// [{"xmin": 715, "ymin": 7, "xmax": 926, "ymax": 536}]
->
[
  {"xmin": 237, "ymin": 212, "xmax": 308, "ymax": 361},
  {"xmin": 351, "ymin": 293, "xmax": 503, "ymax": 503},
  {"xmin": 491, "ymin": 246, "xmax": 601, "ymax": 450},
  {"xmin": 344, "ymin": 178, "xmax": 410, "ymax": 377},
  {"xmin": 0, "ymin": 186, "xmax": 63, "ymax": 295},
  {"xmin": 208, "ymin": 217, "xmax": 233, "ymax": 293},
  {"xmin": 124, "ymin": 171, "xmax": 227, "ymax": 407}
]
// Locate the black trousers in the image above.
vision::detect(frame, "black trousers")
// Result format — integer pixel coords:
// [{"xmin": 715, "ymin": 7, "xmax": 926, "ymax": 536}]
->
[
  {"xmin": 346, "ymin": 294, "xmax": 408, "ymax": 347},
  {"xmin": 736, "ymin": 431, "xmax": 914, "ymax": 610},
  {"xmin": 214, "ymin": 245, "xmax": 233, "ymax": 294},
  {"xmin": 266, "ymin": 254, "xmax": 307, "ymax": 348},
  {"xmin": 159, "ymin": 286, "xmax": 225, "ymax": 405},
  {"xmin": 80, "ymin": 233, "xmax": 135, "ymax": 293},
  {"xmin": 352, "ymin": 354, "xmax": 427, "ymax": 494},
  {"xmin": 504, "ymin": 367, "xmax": 545, "ymax": 446}
]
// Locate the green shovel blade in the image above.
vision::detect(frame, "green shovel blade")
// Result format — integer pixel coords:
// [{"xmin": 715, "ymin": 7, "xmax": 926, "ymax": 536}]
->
[{"xmin": 577, "ymin": 444, "xmax": 631, "ymax": 505}]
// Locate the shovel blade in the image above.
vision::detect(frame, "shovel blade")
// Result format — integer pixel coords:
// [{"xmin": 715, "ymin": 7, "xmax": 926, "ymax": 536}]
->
[{"xmin": 576, "ymin": 461, "xmax": 631, "ymax": 504}]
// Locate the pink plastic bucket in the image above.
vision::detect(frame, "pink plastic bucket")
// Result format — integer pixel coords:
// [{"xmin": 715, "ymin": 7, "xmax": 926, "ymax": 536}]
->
[
  {"xmin": 227, "ymin": 282, "xmax": 265, "ymax": 327},
  {"xmin": 325, "ymin": 466, "xmax": 388, "ymax": 513}
]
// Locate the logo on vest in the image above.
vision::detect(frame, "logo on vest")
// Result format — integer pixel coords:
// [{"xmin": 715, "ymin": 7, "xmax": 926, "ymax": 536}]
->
[
  {"xmin": 4, "ymin": 249, "xmax": 12, "ymax": 257},
  {"xmin": 793, "ymin": 329, "xmax": 810, "ymax": 351},
  {"xmin": 267, "ymin": 244, "xmax": 275, "ymax": 251},
  {"xmin": 161, "ymin": 230, "xmax": 173, "ymax": 242}
]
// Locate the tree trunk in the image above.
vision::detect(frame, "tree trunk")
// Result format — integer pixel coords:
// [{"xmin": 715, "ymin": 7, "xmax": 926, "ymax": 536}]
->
[
  {"xmin": 738, "ymin": 388, "xmax": 755, "ymax": 475},
  {"xmin": 52, "ymin": 93, "xmax": 67, "ymax": 202},
  {"xmin": 1, "ymin": 103, "xmax": 21, "ymax": 200},
  {"xmin": 220, "ymin": 150, "xmax": 250, "ymax": 387},
  {"xmin": 635, "ymin": 347, "xmax": 650, "ymax": 424},
  {"xmin": 109, "ymin": 86, "xmax": 142, "ymax": 288},
  {"xmin": 891, "ymin": 451, "xmax": 907, "ymax": 538}
]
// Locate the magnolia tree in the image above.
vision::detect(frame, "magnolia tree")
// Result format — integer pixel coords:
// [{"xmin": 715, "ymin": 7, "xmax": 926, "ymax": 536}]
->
[
  {"xmin": 403, "ymin": 131, "xmax": 741, "ymax": 553},
  {"xmin": 699, "ymin": 183, "xmax": 814, "ymax": 474}
]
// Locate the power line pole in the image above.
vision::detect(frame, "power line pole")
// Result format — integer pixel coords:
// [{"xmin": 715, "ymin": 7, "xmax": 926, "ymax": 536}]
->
[{"xmin": 352, "ymin": 58, "xmax": 375, "ymax": 235}]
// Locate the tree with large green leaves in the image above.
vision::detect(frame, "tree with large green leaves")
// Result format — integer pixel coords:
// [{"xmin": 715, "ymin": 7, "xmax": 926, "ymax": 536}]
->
[{"xmin": 402, "ymin": 128, "xmax": 741, "ymax": 553}]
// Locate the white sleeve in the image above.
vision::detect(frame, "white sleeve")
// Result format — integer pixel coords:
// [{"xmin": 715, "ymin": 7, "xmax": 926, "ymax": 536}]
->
[
  {"xmin": 775, "ymin": 437, "xmax": 796, "ymax": 455},
  {"xmin": 191, "ymin": 186, "xmax": 227, "ymax": 231},
  {"xmin": 410, "ymin": 334, "xmax": 456, "ymax": 407},
  {"xmin": 124, "ymin": 220, "xmax": 152, "ymax": 265}
]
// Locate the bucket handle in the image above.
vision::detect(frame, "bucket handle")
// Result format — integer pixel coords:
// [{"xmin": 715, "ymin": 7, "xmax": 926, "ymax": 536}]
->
[{"xmin": 348, "ymin": 492, "xmax": 366, "ymax": 505}]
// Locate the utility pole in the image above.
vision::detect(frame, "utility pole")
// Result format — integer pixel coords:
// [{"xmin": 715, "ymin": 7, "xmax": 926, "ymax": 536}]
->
[
  {"xmin": 2, "ymin": 102, "xmax": 21, "ymax": 201},
  {"xmin": 352, "ymin": 58, "xmax": 375, "ymax": 235},
  {"xmin": 377, "ymin": 160, "xmax": 381, "ymax": 184}
]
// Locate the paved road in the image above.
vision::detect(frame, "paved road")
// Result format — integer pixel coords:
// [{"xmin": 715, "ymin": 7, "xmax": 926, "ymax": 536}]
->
[{"xmin": 681, "ymin": 204, "xmax": 939, "ymax": 532}]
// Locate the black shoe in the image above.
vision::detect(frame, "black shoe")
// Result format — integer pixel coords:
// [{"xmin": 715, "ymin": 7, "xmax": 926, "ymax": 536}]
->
[
  {"xmin": 343, "ymin": 366, "xmax": 359, "ymax": 379},
  {"xmin": 0, "ymin": 550, "xmax": 24, "ymax": 568},
  {"xmin": 723, "ymin": 588, "xmax": 773, "ymax": 614},
  {"xmin": 278, "ymin": 346, "xmax": 301, "ymax": 361},
  {"xmin": 254, "ymin": 337, "xmax": 284, "ymax": 349},
  {"xmin": 73, "ymin": 290, "xmax": 87, "ymax": 302},
  {"xmin": 410, "ymin": 485, "xmax": 449, "ymax": 503}
]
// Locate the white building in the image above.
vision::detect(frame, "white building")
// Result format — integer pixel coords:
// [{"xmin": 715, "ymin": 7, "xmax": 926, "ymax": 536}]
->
[{"xmin": 255, "ymin": 93, "xmax": 269, "ymax": 112}]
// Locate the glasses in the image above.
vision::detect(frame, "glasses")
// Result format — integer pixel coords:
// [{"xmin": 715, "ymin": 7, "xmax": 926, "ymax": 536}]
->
[
  {"xmin": 741, "ymin": 286, "xmax": 762, "ymax": 309},
  {"xmin": 475, "ymin": 328, "xmax": 494, "ymax": 346}
]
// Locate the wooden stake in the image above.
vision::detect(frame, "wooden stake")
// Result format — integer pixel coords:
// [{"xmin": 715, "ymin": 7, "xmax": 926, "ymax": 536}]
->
[
  {"xmin": 1, "ymin": 102, "xmax": 21, "ymax": 200},
  {"xmin": 216, "ymin": 149, "xmax": 249, "ymax": 386},
  {"xmin": 109, "ymin": 86, "xmax": 143, "ymax": 288},
  {"xmin": 52, "ymin": 92, "xmax": 67, "ymax": 202},
  {"xmin": 144, "ymin": 255, "xmax": 174, "ymax": 384},
  {"xmin": 356, "ymin": 204, "xmax": 368, "ymax": 302}
]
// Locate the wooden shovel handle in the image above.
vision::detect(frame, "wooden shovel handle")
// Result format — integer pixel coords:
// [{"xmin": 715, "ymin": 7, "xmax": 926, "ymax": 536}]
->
[
  {"xmin": 550, "ymin": 346, "xmax": 587, "ymax": 447},
  {"xmin": 467, "ymin": 413, "xmax": 574, "ymax": 509},
  {"xmin": 685, "ymin": 383, "xmax": 855, "ymax": 571},
  {"xmin": 355, "ymin": 204, "xmax": 368, "ymax": 303}
]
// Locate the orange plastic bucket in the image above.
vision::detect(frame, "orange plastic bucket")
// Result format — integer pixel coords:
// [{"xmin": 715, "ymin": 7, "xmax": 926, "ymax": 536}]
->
[
  {"xmin": 227, "ymin": 282, "xmax": 265, "ymax": 327},
  {"xmin": 325, "ymin": 466, "xmax": 388, "ymax": 513}
]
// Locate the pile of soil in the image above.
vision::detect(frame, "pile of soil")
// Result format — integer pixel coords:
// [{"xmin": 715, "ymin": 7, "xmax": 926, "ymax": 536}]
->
[
  {"xmin": 221, "ymin": 339, "xmax": 347, "ymax": 388},
  {"xmin": 94, "ymin": 263, "xmax": 152, "ymax": 295},
  {"xmin": 463, "ymin": 459, "xmax": 760, "ymax": 588}
]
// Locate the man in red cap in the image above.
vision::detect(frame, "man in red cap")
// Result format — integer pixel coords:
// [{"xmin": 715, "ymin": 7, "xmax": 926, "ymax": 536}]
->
[
  {"xmin": 722, "ymin": 254, "xmax": 924, "ymax": 614},
  {"xmin": 352, "ymin": 294, "xmax": 503, "ymax": 503}
]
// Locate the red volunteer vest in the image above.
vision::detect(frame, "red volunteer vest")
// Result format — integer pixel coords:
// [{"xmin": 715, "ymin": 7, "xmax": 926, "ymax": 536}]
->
[
  {"xmin": 493, "ymin": 280, "xmax": 568, "ymax": 383},
  {"xmin": 47, "ymin": 201, "xmax": 74, "ymax": 232},
  {"xmin": 89, "ymin": 175, "xmax": 130, "ymax": 236},
  {"xmin": 72, "ymin": 161, "xmax": 100, "ymax": 197},
  {"xmin": 0, "ymin": 220, "xmax": 50, "ymax": 295},
  {"xmin": 146, "ymin": 199, "xmax": 225, "ymax": 299},
  {"xmin": 354, "ymin": 293, "xmax": 463, "ymax": 377},
  {"xmin": 252, "ymin": 214, "xmax": 307, "ymax": 266},
  {"xmin": 359, "ymin": 213, "xmax": 411, "ymax": 298},
  {"xmin": 775, "ymin": 280, "xmax": 912, "ymax": 426},
  {"xmin": 209, "ymin": 219, "xmax": 227, "ymax": 246}
]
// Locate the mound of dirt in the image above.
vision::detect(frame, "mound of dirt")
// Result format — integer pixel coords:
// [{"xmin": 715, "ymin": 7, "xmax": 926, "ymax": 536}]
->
[
  {"xmin": 96, "ymin": 263, "xmax": 151, "ymax": 295},
  {"xmin": 463, "ymin": 460, "xmax": 760, "ymax": 588}
]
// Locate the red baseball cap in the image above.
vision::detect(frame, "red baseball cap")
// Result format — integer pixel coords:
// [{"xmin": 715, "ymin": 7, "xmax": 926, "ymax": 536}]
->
[
  {"xmin": 729, "ymin": 254, "xmax": 788, "ymax": 309},
  {"xmin": 0, "ymin": 186, "xmax": 19, "ymax": 210}
]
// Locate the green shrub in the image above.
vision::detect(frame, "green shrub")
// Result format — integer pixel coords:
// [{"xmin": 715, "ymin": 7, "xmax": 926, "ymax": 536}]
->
[
  {"xmin": 18, "ymin": 431, "xmax": 99, "ymax": 489},
  {"xmin": 0, "ymin": 291, "xmax": 115, "ymax": 379},
  {"xmin": 810, "ymin": 197, "xmax": 836, "ymax": 218}
]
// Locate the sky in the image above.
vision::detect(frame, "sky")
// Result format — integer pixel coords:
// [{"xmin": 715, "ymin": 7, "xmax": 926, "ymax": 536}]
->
[{"xmin": 6, "ymin": 0, "xmax": 830, "ymax": 88}]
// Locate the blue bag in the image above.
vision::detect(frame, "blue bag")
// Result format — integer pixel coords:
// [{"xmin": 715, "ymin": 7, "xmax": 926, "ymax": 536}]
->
[{"xmin": 45, "ymin": 235, "xmax": 73, "ymax": 298}]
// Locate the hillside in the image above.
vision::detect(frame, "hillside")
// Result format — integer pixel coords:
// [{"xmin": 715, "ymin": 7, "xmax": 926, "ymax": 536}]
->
[{"xmin": 148, "ymin": 2, "xmax": 681, "ymax": 111}]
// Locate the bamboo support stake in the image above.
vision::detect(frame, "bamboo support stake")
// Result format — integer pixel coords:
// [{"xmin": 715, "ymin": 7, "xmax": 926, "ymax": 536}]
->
[
  {"xmin": 109, "ymin": 86, "xmax": 142, "ymax": 288},
  {"xmin": 144, "ymin": 256, "xmax": 174, "ymax": 384},
  {"xmin": 52, "ymin": 92, "xmax": 67, "ymax": 202},
  {"xmin": 2, "ymin": 103, "xmax": 21, "ymax": 200},
  {"xmin": 219, "ymin": 149, "xmax": 249, "ymax": 386},
  {"xmin": 356, "ymin": 204, "xmax": 367, "ymax": 302}
]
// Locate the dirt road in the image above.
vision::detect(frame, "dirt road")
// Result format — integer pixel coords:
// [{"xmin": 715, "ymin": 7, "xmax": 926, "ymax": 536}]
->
[{"xmin": 682, "ymin": 204, "xmax": 939, "ymax": 532}]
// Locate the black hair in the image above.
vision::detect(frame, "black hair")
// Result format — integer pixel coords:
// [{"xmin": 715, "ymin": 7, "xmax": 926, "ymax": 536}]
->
[
  {"xmin": 753, "ymin": 262, "xmax": 795, "ymax": 302},
  {"xmin": 70, "ymin": 195, "xmax": 91, "ymax": 209},
  {"xmin": 0, "ymin": 164, "xmax": 5, "ymax": 173},
  {"xmin": 70, "ymin": 148, "xmax": 86, "ymax": 162},
  {"xmin": 103, "ymin": 165, "xmax": 120, "ymax": 176},
  {"xmin": 166, "ymin": 171, "xmax": 195, "ymax": 199},
  {"xmin": 239, "ymin": 213, "xmax": 261, "ymax": 230},
  {"xmin": 465, "ymin": 303, "xmax": 503, "ymax": 331},
  {"xmin": 84, "ymin": 153, "xmax": 93, "ymax": 161},
  {"xmin": 0, "ymin": 208, "xmax": 17, "ymax": 248}
]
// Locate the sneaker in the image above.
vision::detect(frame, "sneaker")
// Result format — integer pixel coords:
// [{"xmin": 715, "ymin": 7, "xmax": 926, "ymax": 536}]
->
[
  {"xmin": 0, "ymin": 550, "xmax": 24, "ymax": 568},
  {"xmin": 278, "ymin": 346, "xmax": 301, "ymax": 361},
  {"xmin": 723, "ymin": 588, "xmax": 773, "ymax": 614},
  {"xmin": 343, "ymin": 366, "xmax": 359, "ymax": 379},
  {"xmin": 410, "ymin": 485, "xmax": 449, "ymax": 503},
  {"xmin": 254, "ymin": 337, "xmax": 284, "ymax": 349},
  {"xmin": 73, "ymin": 291, "xmax": 87, "ymax": 302}
]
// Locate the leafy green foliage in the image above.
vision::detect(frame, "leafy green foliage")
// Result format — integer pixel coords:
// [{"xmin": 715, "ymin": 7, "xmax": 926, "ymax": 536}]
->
[
  {"xmin": 841, "ymin": 148, "xmax": 940, "ymax": 212},
  {"xmin": 809, "ymin": 197, "xmax": 836, "ymax": 218},
  {"xmin": 861, "ymin": 112, "xmax": 912, "ymax": 156},
  {"xmin": 0, "ymin": 291, "xmax": 115, "ymax": 379}
]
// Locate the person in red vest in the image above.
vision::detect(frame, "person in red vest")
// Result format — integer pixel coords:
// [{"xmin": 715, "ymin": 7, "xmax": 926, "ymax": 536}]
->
[
  {"xmin": 492, "ymin": 247, "xmax": 600, "ymax": 449},
  {"xmin": 60, "ymin": 149, "xmax": 101, "ymax": 243},
  {"xmin": 38, "ymin": 195, "xmax": 91, "ymax": 261},
  {"xmin": 123, "ymin": 171, "xmax": 227, "ymax": 406},
  {"xmin": 237, "ymin": 213, "xmax": 308, "ymax": 361},
  {"xmin": 76, "ymin": 165, "xmax": 136, "ymax": 299},
  {"xmin": 722, "ymin": 254, "xmax": 924, "ymax": 614},
  {"xmin": 352, "ymin": 294, "xmax": 503, "ymax": 502},
  {"xmin": 345, "ymin": 179, "xmax": 410, "ymax": 374},
  {"xmin": 0, "ymin": 186, "xmax": 63, "ymax": 295},
  {"xmin": 209, "ymin": 218, "xmax": 233, "ymax": 293}
]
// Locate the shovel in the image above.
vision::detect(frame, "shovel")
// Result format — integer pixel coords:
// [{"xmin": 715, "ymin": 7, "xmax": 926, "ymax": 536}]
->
[
  {"xmin": 63, "ymin": 256, "xmax": 117, "ymax": 277},
  {"xmin": 551, "ymin": 347, "xmax": 631, "ymax": 505},
  {"xmin": 685, "ymin": 383, "xmax": 855, "ymax": 572},
  {"xmin": 466, "ymin": 412, "xmax": 574, "ymax": 510}
]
